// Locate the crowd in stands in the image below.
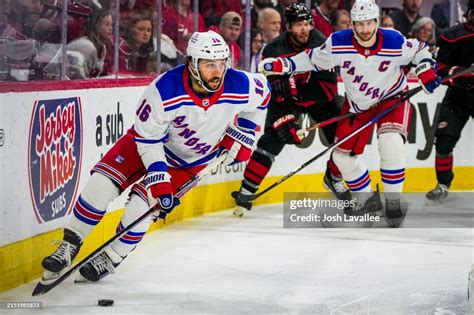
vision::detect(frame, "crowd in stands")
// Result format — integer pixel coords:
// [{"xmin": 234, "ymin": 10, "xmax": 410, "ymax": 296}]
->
[{"xmin": 0, "ymin": 0, "xmax": 471, "ymax": 82}]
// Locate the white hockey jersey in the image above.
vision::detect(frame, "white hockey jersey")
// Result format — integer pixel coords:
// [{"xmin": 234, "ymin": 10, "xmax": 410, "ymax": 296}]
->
[
  {"xmin": 132, "ymin": 65, "xmax": 270, "ymax": 169},
  {"xmin": 290, "ymin": 28, "xmax": 435, "ymax": 113}
]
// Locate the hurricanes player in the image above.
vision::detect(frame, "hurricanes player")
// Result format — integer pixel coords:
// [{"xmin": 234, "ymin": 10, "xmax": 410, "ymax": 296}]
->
[
  {"xmin": 232, "ymin": 3, "xmax": 350, "ymax": 217},
  {"xmin": 426, "ymin": 0, "xmax": 474, "ymax": 201}
]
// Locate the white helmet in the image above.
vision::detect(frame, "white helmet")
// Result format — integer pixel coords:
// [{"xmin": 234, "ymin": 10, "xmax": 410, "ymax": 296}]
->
[
  {"xmin": 351, "ymin": 0, "xmax": 380, "ymax": 25},
  {"xmin": 186, "ymin": 31, "xmax": 229, "ymax": 92}
]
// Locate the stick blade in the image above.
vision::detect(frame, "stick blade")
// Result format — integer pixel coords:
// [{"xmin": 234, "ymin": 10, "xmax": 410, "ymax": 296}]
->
[{"xmin": 32, "ymin": 282, "xmax": 48, "ymax": 296}]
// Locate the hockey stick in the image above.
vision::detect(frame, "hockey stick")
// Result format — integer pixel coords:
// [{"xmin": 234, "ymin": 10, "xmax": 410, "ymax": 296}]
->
[
  {"xmin": 298, "ymin": 65, "xmax": 474, "ymax": 135},
  {"xmin": 32, "ymin": 152, "xmax": 228, "ymax": 296},
  {"xmin": 236, "ymin": 66, "xmax": 474, "ymax": 204}
]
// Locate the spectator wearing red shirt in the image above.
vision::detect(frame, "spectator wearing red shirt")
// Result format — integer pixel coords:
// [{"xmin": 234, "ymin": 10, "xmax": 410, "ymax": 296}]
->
[
  {"xmin": 162, "ymin": 0, "xmax": 206, "ymax": 55},
  {"xmin": 311, "ymin": 0, "xmax": 339, "ymax": 37},
  {"xmin": 118, "ymin": 10, "xmax": 155, "ymax": 76}
]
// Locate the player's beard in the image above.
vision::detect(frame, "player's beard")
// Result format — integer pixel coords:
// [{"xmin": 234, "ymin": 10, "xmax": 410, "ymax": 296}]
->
[
  {"xmin": 355, "ymin": 28, "xmax": 377, "ymax": 47},
  {"xmin": 204, "ymin": 76, "xmax": 222, "ymax": 91},
  {"xmin": 289, "ymin": 31, "xmax": 310, "ymax": 47}
]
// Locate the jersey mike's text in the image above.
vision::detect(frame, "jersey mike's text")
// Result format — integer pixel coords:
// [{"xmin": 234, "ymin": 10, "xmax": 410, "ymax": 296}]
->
[{"xmin": 35, "ymin": 102, "xmax": 77, "ymax": 202}]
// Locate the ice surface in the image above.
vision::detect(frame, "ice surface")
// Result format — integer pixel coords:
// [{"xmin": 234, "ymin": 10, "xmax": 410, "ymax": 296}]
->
[{"xmin": 1, "ymin": 204, "xmax": 472, "ymax": 314}]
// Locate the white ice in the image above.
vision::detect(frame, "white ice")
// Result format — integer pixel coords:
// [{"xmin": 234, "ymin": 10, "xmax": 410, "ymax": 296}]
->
[{"xmin": 1, "ymin": 203, "xmax": 472, "ymax": 314}]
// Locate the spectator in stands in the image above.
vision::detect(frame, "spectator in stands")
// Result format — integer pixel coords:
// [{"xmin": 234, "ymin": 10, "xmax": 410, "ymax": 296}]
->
[
  {"xmin": 6, "ymin": 0, "xmax": 47, "ymax": 39},
  {"xmin": 390, "ymin": 0, "xmax": 423, "ymax": 37},
  {"xmin": 200, "ymin": 0, "xmax": 243, "ymax": 28},
  {"xmin": 275, "ymin": 0, "xmax": 298, "ymax": 27},
  {"xmin": 251, "ymin": 0, "xmax": 276, "ymax": 28},
  {"xmin": 410, "ymin": 17, "xmax": 436, "ymax": 52},
  {"xmin": 162, "ymin": 0, "xmax": 206, "ymax": 55},
  {"xmin": 1, "ymin": 0, "xmax": 47, "ymax": 81},
  {"xmin": 311, "ymin": 0, "xmax": 339, "ymax": 37},
  {"xmin": 213, "ymin": 11, "xmax": 242, "ymax": 69},
  {"xmin": 250, "ymin": 28, "xmax": 263, "ymax": 72},
  {"xmin": 1, "ymin": 0, "xmax": 17, "ymax": 39},
  {"xmin": 258, "ymin": 7, "xmax": 281, "ymax": 44},
  {"xmin": 45, "ymin": 8, "xmax": 113, "ymax": 79},
  {"xmin": 119, "ymin": 10, "xmax": 155, "ymax": 76},
  {"xmin": 331, "ymin": 9, "xmax": 351, "ymax": 32},
  {"xmin": 38, "ymin": 0, "xmax": 95, "ymax": 44},
  {"xmin": 380, "ymin": 15, "xmax": 395, "ymax": 29}
]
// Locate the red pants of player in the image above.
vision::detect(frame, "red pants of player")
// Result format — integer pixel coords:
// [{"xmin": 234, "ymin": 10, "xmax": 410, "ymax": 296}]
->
[
  {"xmin": 92, "ymin": 129, "xmax": 205, "ymax": 203},
  {"xmin": 334, "ymin": 95, "xmax": 412, "ymax": 155}
]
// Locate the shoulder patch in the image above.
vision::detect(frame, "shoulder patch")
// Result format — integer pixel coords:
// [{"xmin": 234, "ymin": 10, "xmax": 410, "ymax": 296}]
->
[
  {"xmin": 155, "ymin": 65, "xmax": 185, "ymax": 102},
  {"xmin": 380, "ymin": 28, "xmax": 404, "ymax": 49},
  {"xmin": 223, "ymin": 69, "xmax": 250, "ymax": 94},
  {"xmin": 331, "ymin": 29, "xmax": 353, "ymax": 47}
]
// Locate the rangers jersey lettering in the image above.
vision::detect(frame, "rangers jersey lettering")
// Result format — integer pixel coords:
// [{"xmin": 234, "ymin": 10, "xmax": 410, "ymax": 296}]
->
[
  {"xmin": 290, "ymin": 28, "xmax": 435, "ymax": 113},
  {"xmin": 132, "ymin": 65, "xmax": 270, "ymax": 169}
]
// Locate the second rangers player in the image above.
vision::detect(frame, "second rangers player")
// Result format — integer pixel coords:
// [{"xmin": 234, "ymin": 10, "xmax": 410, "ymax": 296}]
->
[{"xmin": 258, "ymin": 0, "xmax": 441, "ymax": 218}]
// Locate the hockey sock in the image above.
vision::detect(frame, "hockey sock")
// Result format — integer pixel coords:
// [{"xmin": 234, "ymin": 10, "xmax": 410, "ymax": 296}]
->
[
  {"xmin": 110, "ymin": 193, "xmax": 152, "ymax": 258},
  {"xmin": 68, "ymin": 173, "xmax": 119, "ymax": 239},
  {"xmin": 333, "ymin": 150, "xmax": 372, "ymax": 193},
  {"xmin": 378, "ymin": 133, "xmax": 405, "ymax": 195},
  {"xmin": 435, "ymin": 153, "xmax": 454, "ymax": 187},
  {"xmin": 242, "ymin": 148, "xmax": 275, "ymax": 193}
]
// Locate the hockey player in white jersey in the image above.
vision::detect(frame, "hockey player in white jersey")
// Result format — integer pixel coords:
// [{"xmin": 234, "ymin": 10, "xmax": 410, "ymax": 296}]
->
[
  {"xmin": 258, "ymin": 0, "xmax": 441, "ymax": 218},
  {"xmin": 39, "ymin": 30, "xmax": 270, "ymax": 283}
]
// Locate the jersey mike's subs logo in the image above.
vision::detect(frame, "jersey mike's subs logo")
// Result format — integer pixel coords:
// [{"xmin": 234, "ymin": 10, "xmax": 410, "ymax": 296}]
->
[{"xmin": 28, "ymin": 97, "xmax": 83, "ymax": 223}]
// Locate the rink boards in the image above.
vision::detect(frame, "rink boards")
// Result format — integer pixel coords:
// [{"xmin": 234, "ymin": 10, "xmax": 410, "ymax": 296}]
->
[{"xmin": 0, "ymin": 79, "xmax": 473, "ymax": 292}]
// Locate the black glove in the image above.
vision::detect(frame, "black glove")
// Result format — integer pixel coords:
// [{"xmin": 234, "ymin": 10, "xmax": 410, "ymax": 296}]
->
[
  {"xmin": 272, "ymin": 114, "xmax": 303, "ymax": 144},
  {"xmin": 446, "ymin": 66, "xmax": 474, "ymax": 91},
  {"xmin": 270, "ymin": 76, "xmax": 298, "ymax": 102}
]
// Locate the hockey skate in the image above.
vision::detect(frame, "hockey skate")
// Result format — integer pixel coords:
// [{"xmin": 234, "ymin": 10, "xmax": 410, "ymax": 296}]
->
[
  {"xmin": 41, "ymin": 228, "xmax": 82, "ymax": 282},
  {"xmin": 385, "ymin": 199, "xmax": 403, "ymax": 219},
  {"xmin": 76, "ymin": 247, "xmax": 123, "ymax": 282},
  {"xmin": 231, "ymin": 189, "xmax": 253, "ymax": 217},
  {"xmin": 323, "ymin": 170, "xmax": 351, "ymax": 201},
  {"xmin": 426, "ymin": 183, "xmax": 449, "ymax": 201},
  {"xmin": 344, "ymin": 186, "xmax": 383, "ymax": 216}
]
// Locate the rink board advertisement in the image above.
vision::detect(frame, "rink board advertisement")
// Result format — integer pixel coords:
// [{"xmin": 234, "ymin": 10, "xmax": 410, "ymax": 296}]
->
[{"xmin": 0, "ymin": 82, "xmax": 473, "ymax": 247}]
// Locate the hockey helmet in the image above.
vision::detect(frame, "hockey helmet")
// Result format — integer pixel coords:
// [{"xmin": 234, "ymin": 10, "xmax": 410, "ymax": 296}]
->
[
  {"xmin": 351, "ymin": 0, "xmax": 380, "ymax": 25},
  {"xmin": 285, "ymin": 3, "xmax": 312, "ymax": 26},
  {"xmin": 186, "ymin": 31, "xmax": 229, "ymax": 92},
  {"xmin": 187, "ymin": 31, "xmax": 229, "ymax": 66}
]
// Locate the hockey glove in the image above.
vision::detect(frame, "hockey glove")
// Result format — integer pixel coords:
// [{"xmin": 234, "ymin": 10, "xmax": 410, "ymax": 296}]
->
[
  {"xmin": 271, "ymin": 76, "xmax": 299, "ymax": 102},
  {"xmin": 272, "ymin": 114, "xmax": 303, "ymax": 144},
  {"xmin": 220, "ymin": 124, "xmax": 256, "ymax": 165},
  {"xmin": 415, "ymin": 61, "xmax": 441, "ymax": 94},
  {"xmin": 144, "ymin": 162, "xmax": 180, "ymax": 219},
  {"xmin": 258, "ymin": 57, "xmax": 293, "ymax": 76},
  {"xmin": 447, "ymin": 66, "xmax": 474, "ymax": 90}
]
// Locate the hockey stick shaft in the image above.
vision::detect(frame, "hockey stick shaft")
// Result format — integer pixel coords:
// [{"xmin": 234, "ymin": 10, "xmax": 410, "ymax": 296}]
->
[
  {"xmin": 32, "ymin": 152, "xmax": 228, "ymax": 296},
  {"xmin": 244, "ymin": 88, "xmax": 422, "ymax": 202},
  {"xmin": 300, "ymin": 66, "xmax": 474, "ymax": 133}
]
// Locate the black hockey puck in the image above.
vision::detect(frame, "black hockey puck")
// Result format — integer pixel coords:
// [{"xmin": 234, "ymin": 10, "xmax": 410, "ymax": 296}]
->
[{"xmin": 98, "ymin": 299, "xmax": 114, "ymax": 307}]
